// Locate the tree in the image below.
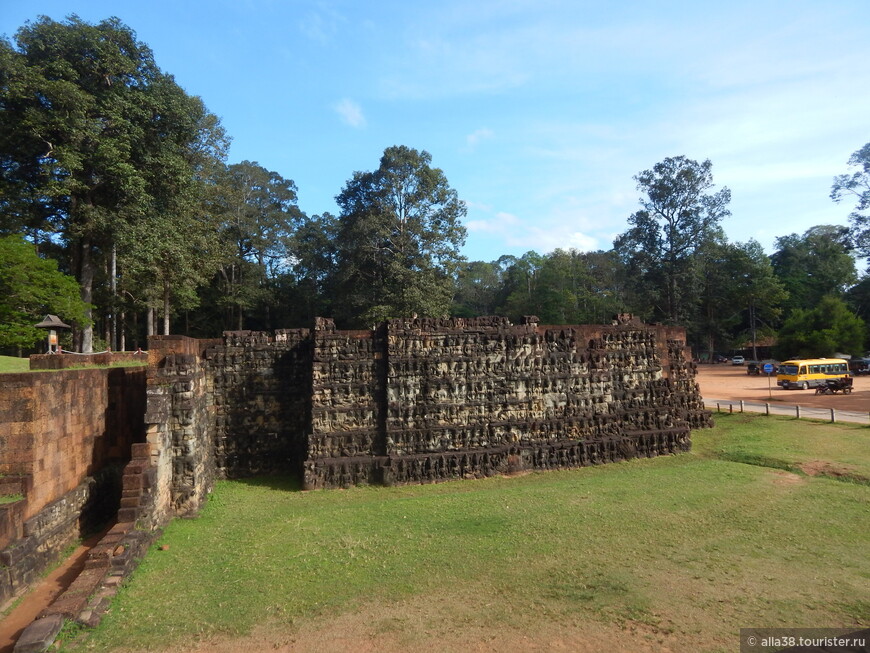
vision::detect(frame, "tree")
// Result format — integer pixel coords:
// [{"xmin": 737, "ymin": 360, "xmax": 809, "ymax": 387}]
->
[
  {"xmin": 0, "ymin": 234, "xmax": 90, "ymax": 351},
  {"xmin": 845, "ymin": 275, "xmax": 870, "ymax": 351},
  {"xmin": 332, "ymin": 146, "xmax": 467, "ymax": 326},
  {"xmin": 696, "ymin": 239, "xmax": 787, "ymax": 360},
  {"xmin": 271, "ymin": 212, "xmax": 339, "ymax": 328},
  {"xmin": 770, "ymin": 225, "xmax": 857, "ymax": 315},
  {"xmin": 210, "ymin": 161, "xmax": 304, "ymax": 330},
  {"xmin": 0, "ymin": 15, "xmax": 226, "ymax": 349},
  {"xmin": 831, "ymin": 142, "xmax": 870, "ymax": 258},
  {"xmin": 774, "ymin": 296, "xmax": 865, "ymax": 359},
  {"xmin": 614, "ymin": 156, "xmax": 730, "ymax": 326},
  {"xmin": 453, "ymin": 260, "xmax": 503, "ymax": 317},
  {"xmin": 496, "ymin": 251, "xmax": 545, "ymax": 320}
]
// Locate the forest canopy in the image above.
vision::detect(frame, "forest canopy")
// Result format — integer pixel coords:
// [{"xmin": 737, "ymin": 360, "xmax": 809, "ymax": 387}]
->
[{"xmin": 0, "ymin": 15, "xmax": 867, "ymax": 359}]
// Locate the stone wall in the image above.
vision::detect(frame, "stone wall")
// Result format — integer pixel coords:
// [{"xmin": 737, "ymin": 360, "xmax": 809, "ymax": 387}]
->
[
  {"xmin": 208, "ymin": 329, "xmax": 311, "ymax": 478},
  {"xmin": 142, "ymin": 316, "xmax": 710, "ymax": 502},
  {"xmin": 303, "ymin": 316, "xmax": 709, "ymax": 488},
  {"xmin": 140, "ymin": 336, "xmax": 220, "ymax": 526},
  {"xmin": 0, "ymin": 366, "xmax": 145, "ymax": 605}
]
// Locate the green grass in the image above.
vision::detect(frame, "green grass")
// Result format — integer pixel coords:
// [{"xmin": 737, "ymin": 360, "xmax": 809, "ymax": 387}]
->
[
  {"xmin": 696, "ymin": 412, "xmax": 870, "ymax": 482},
  {"xmin": 63, "ymin": 416, "xmax": 870, "ymax": 652},
  {"xmin": 0, "ymin": 355, "xmax": 29, "ymax": 373},
  {"xmin": 0, "ymin": 356, "xmax": 147, "ymax": 374}
]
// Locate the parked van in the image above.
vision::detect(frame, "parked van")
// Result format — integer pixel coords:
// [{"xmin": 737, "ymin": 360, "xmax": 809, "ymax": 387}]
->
[{"xmin": 776, "ymin": 358, "xmax": 850, "ymax": 390}]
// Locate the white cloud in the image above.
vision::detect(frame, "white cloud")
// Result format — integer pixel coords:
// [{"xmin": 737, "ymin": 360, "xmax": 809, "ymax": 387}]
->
[
  {"xmin": 466, "ymin": 211, "xmax": 519, "ymax": 234},
  {"xmin": 465, "ymin": 204, "xmax": 600, "ymax": 255},
  {"xmin": 516, "ymin": 228, "xmax": 599, "ymax": 253},
  {"xmin": 298, "ymin": 5, "xmax": 346, "ymax": 44},
  {"xmin": 463, "ymin": 199, "xmax": 493, "ymax": 212},
  {"xmin": 465, "ymin": 127, "xmax": 494, "ymax": 149},
  {"xmin": 333, "ymin": 98, "xmax": 366, "ymax": 128}
]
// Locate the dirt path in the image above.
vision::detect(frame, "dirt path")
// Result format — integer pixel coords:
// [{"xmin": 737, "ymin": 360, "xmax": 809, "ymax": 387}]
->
[
  {"xmin": 0, "ymin": 530, "xmax": 105, "ymax": 653},
  {"xmin": 695, "ymin": 364, "xmax": 869, "ymax": 411}
]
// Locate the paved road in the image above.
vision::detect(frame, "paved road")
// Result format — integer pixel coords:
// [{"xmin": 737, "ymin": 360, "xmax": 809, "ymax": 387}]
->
[{"xmin": 704, "ymin": 398, "xmax": 870, "ymax": 426}]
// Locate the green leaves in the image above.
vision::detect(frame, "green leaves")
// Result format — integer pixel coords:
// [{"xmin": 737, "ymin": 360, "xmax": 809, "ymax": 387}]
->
[
  {"xmin": 614, "ymin": 156, "xmax": 731, "ymax": 326},
  {"xmin": 332, "ymin": 146, "xmax": 467, "ymax": 327},
  {"xmin": 0, "ymin": 234, "xmax": 91, "ymax": 349},
  {"xmin": 832, "ymin": 142, "xmax": 870, "ymax": 259},
  {"xmin": 774, "ymin": 296, "xmax": 865, "ymax": 359}
]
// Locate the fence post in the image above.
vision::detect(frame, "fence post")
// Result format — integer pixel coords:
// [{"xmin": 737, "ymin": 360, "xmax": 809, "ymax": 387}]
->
[
  {"xmin": 740, "ymin": 400, "xmax": 744, "ymax": 413},
  {"xmin": 729, "ymin": 403, "xmax": 733, "ymax": 414},
  {"xmin": 796, "ymin": 405, "xmax": 801, "ymax": 419},
  {"xmin": 765, "ymin": 403, "xmax": 770, "ymax": 416},
  {"xmin": 830, "ymin": 408, "xmax": 836, "ymax": 423}
]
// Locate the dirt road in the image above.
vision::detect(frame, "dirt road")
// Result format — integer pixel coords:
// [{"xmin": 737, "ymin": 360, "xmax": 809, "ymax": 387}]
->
[{"xmin": 695, "ymin": 363, "xmax": 869, "ymax": 412}]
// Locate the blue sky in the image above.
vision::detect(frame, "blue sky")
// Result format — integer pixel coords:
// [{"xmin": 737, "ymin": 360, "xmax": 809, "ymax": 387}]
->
[{"xmin": 2, "ymin": 0, "xmax": 869, "ymax": 262}]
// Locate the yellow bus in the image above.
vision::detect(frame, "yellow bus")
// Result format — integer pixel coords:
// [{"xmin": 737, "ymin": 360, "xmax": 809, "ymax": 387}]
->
[{"xmin": 776, "ymin": 358, "xmax": 850, "ymax": 390}]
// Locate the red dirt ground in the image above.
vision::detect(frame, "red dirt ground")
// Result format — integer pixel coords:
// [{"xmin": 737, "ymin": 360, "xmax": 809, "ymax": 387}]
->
[
  {"xmin": 0, "ymin": 531, "xmax": 104, "ymax": 653},
  {"xmin": 694, "ymin": 363, "xmax": 869, "ymax": 412}
]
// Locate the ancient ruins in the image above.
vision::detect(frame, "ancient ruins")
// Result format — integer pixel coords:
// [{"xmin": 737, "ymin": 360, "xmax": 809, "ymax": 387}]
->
[
  {"xmin": 143, "ymin": 314, "xmax": 710, "ymax": 521},
  {"xmin": 2, "ymin": 314, "xmax": 710, "ymax": 643}
]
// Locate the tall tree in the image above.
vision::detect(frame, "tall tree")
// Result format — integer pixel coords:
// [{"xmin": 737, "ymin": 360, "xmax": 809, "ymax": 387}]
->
[
  {"xmin": 210, "ymin": 161, "xmax": 304, "ymax": 330},
  {"xmin": 770, "ymin": 225, "xmax": 856, "ymax": 315},
  {"xmin": 274, "ymin": 212, "xmax": 339, "ymax": 327},
  {"xmin": 496, "ymin": 251, "xmax": 545, "ymax": 320},
  {"xmin": 696, "ymin": 239, "xmax": 787, "ymax": 360},
  {"xmin": 831, "ymin": 142, "xmax": 870, "ymax": 258},
  {"xmin": 0, "ymin": 15, "xmax": 226, "ymax": 349},
  {"xmin": 614, "ymin": 156, "xmax": 730, "ymax": 326},
  {"xmin": 453, "ymin": 260, "xmax": 503, "ymax": 317},
  {"xmin": 332, "ymin": 145, "xmax": 467, "ymax": 327}
]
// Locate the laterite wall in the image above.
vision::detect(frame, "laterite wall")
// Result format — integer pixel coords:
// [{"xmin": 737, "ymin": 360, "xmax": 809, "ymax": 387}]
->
[
  {"xmin": 138, "ymin": 315, "xmax": 710, "ymax": 516},
  {"xmin": 0, "ymin": 366, "xmax": 145, "ymax": 604}
]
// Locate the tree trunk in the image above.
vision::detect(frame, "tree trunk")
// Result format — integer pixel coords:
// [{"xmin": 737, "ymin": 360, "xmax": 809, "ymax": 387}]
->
[
  {"xmin": 120, "ymin": 310, "xmax": 126, "ymax": 352},
  {"xmin": 78, "ymin": 237, "xmax": 95, "ymax": 353},
  {"xmin": 750, "ymin": 302, "xmax": 759, "ymax": 361},
  {"xmin": 110, "ymin": 243, "xmax": 118, "ymax": 350},
  {"xmin": 147, "ymin": 307, "xmax": 154, "ymax": 337},
  {"xmin": 163, "ymin": 285, "xmax": 171, "ymax": 335}
]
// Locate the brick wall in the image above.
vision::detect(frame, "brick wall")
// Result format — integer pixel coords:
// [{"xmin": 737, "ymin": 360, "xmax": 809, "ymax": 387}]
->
[
  {"xmin": 0, "ymin": 366, "xmax": 145, "ymax": 604},
  {"xmin": 0, "ymin": 367, "xmax": 145, "ymax": 521}
]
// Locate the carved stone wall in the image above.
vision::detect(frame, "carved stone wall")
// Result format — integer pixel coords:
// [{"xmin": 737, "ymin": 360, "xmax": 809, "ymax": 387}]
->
[
  {"xmin": 302, "ymin": 316, "xmax": 710, "ymax": 488},
  {"xmin": 207, "ymin": 329, "xmax": 310, "ymax": 478},
  {"xmin": 141, "ymin": 316, "xmax": 710, "ymax": 508}
]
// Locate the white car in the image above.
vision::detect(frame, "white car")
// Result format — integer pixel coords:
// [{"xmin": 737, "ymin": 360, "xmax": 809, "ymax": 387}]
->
[{"xmin": 732, "ymin": 356, "xmax": 745, "ymax": 365}]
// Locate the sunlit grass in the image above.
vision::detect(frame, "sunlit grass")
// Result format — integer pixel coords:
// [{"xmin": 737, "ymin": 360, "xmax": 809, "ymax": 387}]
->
[
  {"xmin": 0, "ymin": 355, "xmax": 29, "ymax": 373},
  {"xmin": 65, "ymin": 416, "xmax": 870, "ymax": 652}
]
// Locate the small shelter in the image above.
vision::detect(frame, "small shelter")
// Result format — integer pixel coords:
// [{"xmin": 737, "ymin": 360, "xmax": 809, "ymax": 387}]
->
[{"xmin": 34, "ymin": 314, "xmax": 71, "ymax": 353}]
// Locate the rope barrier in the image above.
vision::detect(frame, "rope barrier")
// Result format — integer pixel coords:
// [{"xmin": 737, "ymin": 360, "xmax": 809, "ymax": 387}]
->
[{"xmin": 56, "ymin": 349, "xmax": 149, "ymax": 355}]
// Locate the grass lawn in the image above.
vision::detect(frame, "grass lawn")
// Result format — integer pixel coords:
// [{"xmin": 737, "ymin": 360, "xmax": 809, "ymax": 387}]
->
[
  {"xmin": 0, "ymin": 355, "xmax": 29, "ymax": 373},
  {"xmin": 0, "ymin": 356, "xmax": 146, "ymax": 374},
  {"xmin": 62, "ymin": 414, "xmax": 869, "ymax": 652}
]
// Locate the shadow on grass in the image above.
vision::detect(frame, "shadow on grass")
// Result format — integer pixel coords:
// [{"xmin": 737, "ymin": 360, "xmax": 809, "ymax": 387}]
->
[
  {"xmin": 229, "ymin": 474, "xmax": 304, "ymax": 492},
  {"xmin": 715, "ymin": 451, "xmax": 870, "ymax": 486}
]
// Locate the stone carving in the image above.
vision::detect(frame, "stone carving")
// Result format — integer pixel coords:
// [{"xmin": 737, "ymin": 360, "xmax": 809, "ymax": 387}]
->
[{"xmin": 148, "ymin": 317, "xmax": 710, "ymax": 493}]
